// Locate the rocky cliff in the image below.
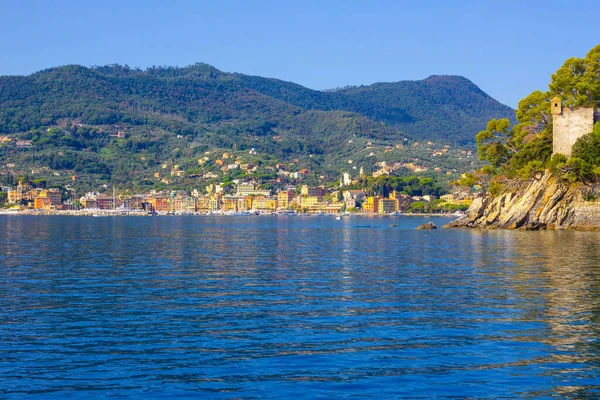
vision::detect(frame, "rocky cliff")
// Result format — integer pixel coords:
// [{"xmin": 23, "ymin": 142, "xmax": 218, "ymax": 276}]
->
[{"xmin": 445, "ymin": 172, "xmax": 600, "ymax": 230}]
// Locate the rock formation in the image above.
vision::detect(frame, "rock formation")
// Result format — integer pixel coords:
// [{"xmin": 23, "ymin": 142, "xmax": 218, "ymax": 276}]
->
[
  {"xmin": 417, "ymin": 221, "xmax": 437, "ymax": 230},
  {"xmin": 444, "ymin": 172, "xmax": 600, "ymax": 230}
]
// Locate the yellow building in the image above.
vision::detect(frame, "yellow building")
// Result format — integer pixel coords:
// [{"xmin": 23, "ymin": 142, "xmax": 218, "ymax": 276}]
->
[
  {"xmin": 362, "ymin": 196, "xmax": 379, "ymax": 213},
  {"xmin": 440, "ymin": 193, "xmax": 473, "ymax": 206},
  {"xmin": 237, "ymin": 182, "xmax": 256, "ymax": 196},
  {"xmin": 7, "ymin": 189, "xmax": 22, "ymax": 204},
  {"xmin": 254, "ymin": 197, "xmax": 278, "ymax": 211},
  {"xmin": 456, "ymin": 197, "xmax": 473, "ymax": 206},
  {"xmin": 378, "ymin": 198, "xmax": 398, "ymax": 214},
  {"xmin": 237, "ymin": 183, "xmax": 271, "ymax": 197},
  {"xmin": 277, "ymin": 190, "xmax": 295, "ymax": 210},
  {"xmin": 196, "ymin": 197, "xmax": 211, "ymax": 213},
  {"xmin": 440, "ymin": 194, "xmax": 454, "ymax": 203},
  {"xmin": 223, "ymin": 198, "xmax": 238, "ymax": 211},
  {"xmin": 320, "ymin": 202, "xmax": 344, "ymax": 213},
  {"xmin": 266, "ymin": 199, "xmax": 277, "ymax": 210},
  {"xmin": 300, "ymin": 196, "xmax": 322, "ymax": 208},
  {"xmin": 209, "ymin": 198, "xmax": 221, "ymax": 212},
  {"xmin": 237, "ymin": 197, "xmax": 252, "ymax": 211}
]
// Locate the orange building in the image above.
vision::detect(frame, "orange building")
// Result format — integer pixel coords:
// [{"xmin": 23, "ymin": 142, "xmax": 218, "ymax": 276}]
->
[
  {"xmin": 33, "ymin": 197, "xmax": 52, "ymax": 210},
  {"xmin": 33, "ymin": 188, "xmax": 62, "ymax": 209}
]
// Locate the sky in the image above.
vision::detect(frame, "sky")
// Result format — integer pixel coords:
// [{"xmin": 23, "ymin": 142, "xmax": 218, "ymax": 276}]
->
[{"xmin": 0, "ymin": 0, "xmax": 598, "ymax": 108}]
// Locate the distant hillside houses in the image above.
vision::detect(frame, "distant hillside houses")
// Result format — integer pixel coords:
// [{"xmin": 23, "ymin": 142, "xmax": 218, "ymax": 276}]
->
[{"xmin": 1, "ymin": 177, "xmax": 472, "ymax": 214}]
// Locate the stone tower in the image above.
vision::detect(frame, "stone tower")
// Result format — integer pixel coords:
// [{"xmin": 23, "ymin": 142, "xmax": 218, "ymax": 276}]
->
[
  {"xmin": 552, "ymin": 97, "xmax": 599, "ymax": 157},
  {"xmin": 551, "ymin": 96, "xmax": 562, "ymax": 116}
]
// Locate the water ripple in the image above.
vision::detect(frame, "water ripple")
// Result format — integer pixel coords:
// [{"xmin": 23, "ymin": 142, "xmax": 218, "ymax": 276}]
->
[{"xmin": 1, "ymin": 215, "xmax": 600, "ymax": 398}]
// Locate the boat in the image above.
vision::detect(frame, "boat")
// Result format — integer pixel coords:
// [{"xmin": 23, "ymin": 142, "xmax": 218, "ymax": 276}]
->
[
  {"xmin": 0, "ymin": 209, "xmax": 20, "ymax": 215},
  {"xmin": 335, "ymin": 215, "xmax": 342, "ymax": 220}
]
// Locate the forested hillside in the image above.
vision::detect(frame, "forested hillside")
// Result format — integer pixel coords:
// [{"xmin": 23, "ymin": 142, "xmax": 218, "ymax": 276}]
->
[
  {"xmin": 0, "ymin": 63, "xmax": 511, "ymax": 190},
  {"xmin": 238, "ymin": 74, "xmax": 514, "ymax": 145},
  {"xmin": 1, "ymin": 64, "xmax": 513, "ymax": 143}
]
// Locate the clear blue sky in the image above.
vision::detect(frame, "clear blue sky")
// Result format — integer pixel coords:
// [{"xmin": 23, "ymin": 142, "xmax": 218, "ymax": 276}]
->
[{"xmin": 1, "ymin": 0, "xmax": 598, "ymax": 108}]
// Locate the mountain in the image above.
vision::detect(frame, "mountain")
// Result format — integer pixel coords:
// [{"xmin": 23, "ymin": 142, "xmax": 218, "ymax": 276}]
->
[
  {"xmin": 0, "ymin": 64, "xmax": 512, "ymax": 190},
  {"xmin": 1, "ymin": 64, "xmax": 513, "ymax": 144},
  {"xmin": 238, "ymin": 74, "xmax": 515, "ymax": 146}
]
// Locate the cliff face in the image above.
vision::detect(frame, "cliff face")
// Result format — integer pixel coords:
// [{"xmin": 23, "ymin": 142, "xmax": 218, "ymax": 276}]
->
[{"xmin": 445, "ymin": 172, "xmax": 600, "ymax": 230}]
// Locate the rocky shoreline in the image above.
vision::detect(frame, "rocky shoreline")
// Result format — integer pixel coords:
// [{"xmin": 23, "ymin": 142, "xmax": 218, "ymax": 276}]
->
[{"xmin": 444, "ymin": 172, "xmax": 600, "ymax": 230}]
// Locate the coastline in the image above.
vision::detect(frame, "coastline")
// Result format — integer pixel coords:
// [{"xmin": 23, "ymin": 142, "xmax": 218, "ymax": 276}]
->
[
  {"xmin": 444, "ymin": 172, "xmax": 600, "ymax": 231},
  {"xmin": 1, "ymin": 209, "xmax": 460, "ymax": 218}
]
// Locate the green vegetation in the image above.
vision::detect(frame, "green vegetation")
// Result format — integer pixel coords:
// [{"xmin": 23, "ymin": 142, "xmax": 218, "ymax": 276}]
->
[
  {"xmin": 406, "ymin": 200, "xmax": 467, "ymax": 214},
  {"xmin": 549, "ymin": 45, "xmax": 600, "ymax": 108},
  {"xmin": 348, "ymin": 175, "xmax": 444, "ymax": 198},
  {"xmin": 572, "ymin": 123, "xmax": 600, "ymax": 167},
  {"xmin": 0, "ymin": 64, "xmax": 513, "ymax": 146},
  {"xmin": 241, "ymin": 75, "xmax": 515, "ymax": 145},
  {"xmin": 0, "ymin": 62, "xmax": 506, "ymax": 192},
  {"xmin": 555, "ymin": 122, "xmax": 600, "ymax": 183},
  {"xmin": 473, "ymin": 44, "xmax": 600, "ymax": 190}
]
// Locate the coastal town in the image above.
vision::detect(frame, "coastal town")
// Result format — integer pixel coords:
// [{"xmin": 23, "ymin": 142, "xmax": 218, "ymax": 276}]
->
[{"xmin": 0, "ymin": 176, "xmax": 473, "ymax": 215}]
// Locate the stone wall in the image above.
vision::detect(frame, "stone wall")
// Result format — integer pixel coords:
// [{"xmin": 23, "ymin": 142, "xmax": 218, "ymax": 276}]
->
[{"xmin": 553, "ymin": 107, "xmax": 596, "ymax": 157}]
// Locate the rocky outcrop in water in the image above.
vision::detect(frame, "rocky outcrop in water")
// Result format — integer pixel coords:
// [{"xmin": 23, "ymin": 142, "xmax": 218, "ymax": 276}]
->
[
  {"xmin": 417, "ymin": 221, "xmax": 437, "ymax": 230},
  {"xmin": 444, "ymin": 172, "xmax": 600, "ymax": 230}
]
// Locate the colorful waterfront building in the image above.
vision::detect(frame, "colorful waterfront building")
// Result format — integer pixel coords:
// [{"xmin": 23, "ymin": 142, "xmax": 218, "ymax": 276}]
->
[
  {"xmin": 33, "ymin": 188, "xmax": 62, "ymax": 210},
  {"xmin": 362, "ymin": 196, "xmax": 379, "ymax": 213},
  {"xmin": 277, "ymin": 190, "xmax": 295, "ymax": 210},
  {"xmin": 378, "ymin": 198, "xmax": 398, "ymax": 214},
  {"xmin": 300, "ymin": 196, "xmax": 322, "ymax": 209}
]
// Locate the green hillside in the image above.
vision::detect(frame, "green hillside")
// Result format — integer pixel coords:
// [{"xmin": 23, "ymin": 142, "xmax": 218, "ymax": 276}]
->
[
  {"xmin": 238, "ymin": 74, "xmax": 515, "ymax": 145},
  {"xmin": 0, "ymin": 64, "xmax": 508, "ymax": 191}
]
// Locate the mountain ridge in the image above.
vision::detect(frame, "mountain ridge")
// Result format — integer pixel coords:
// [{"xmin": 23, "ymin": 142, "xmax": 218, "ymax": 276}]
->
[
  {"xmin": 0, "ymin": 63, "xmax": 512, "ymax": 190},
  {"xmin": 235, "ymin": 71, "xmax": 514, "ymax": 145},
  {"xmin": 1, "ymin": 64, "xmax": 514, "ymax": 145}
]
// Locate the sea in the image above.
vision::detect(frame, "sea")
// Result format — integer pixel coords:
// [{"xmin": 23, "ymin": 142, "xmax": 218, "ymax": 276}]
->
[{"xmin": 1, "ymin": 215, "xmax": 600, "ymax": 398}]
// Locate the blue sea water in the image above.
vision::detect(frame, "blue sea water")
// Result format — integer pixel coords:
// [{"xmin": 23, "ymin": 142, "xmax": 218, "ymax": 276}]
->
[{"xmin": 1, "ymin": 215, "xmax": 600, "ymax": 399}]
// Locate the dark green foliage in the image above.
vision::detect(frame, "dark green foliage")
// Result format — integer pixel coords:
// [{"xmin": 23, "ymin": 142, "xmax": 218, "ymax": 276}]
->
[
  {"xmin": 549, "ymin": 45, "xmax": 600, "ymax": 108},
  {"xmin": 0, "ymin": 65, "xmax": 513, "ymax": 146},
  {"xmin": 572, "ymin": 122, "xmax": 600, "ymax": 166},
  {"xmin": 437, "ymin": 202, "xmax": 469, "ymax": 213},
  {"xmin": 351, "ymin": 175, "xmax": 443, "ymax": 198},
  {"xmin": 240, "ymin": 74, "xmax": 515, "ymax": 145},
  {"xmin": 560, "ymin": 158, "xmax": 595, "ymax": 183},
  {"xmin": 476, "ymin": 118, "xmax": 513, "ymax": 167},
  {"xmin": 406, "ymin": 199, "xmax": 463, "ymax": 213},
  {"xmin": 505, "ymin": 133, "xmax": 553, "ymax": 177}
]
